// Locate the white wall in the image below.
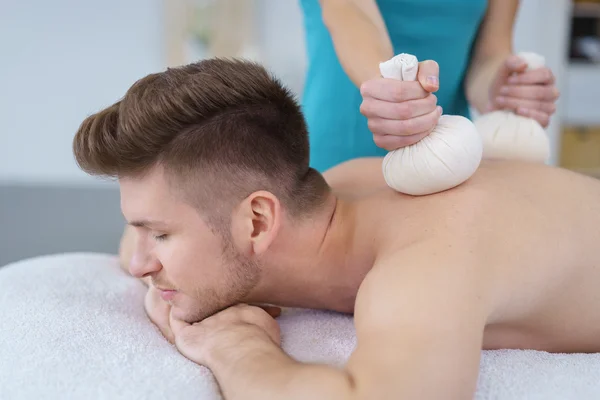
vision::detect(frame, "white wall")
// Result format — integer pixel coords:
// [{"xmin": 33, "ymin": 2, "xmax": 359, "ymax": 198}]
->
[
  {"xmin": 0, "ymin": 0, "xmax": 164, "ymax": 186},
  {"xmin": 0, "ymin": 0, "xmax": 571, "ymax": 186},
  {"xmin": 257, "ymin": 0, "xmax": 307, "ymax": 97}
]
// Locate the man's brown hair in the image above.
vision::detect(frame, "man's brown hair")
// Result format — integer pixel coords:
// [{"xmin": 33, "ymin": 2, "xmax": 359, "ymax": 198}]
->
[{"xmin": 73, "ymin": 58, "xmax": 328, "ymax": 223}]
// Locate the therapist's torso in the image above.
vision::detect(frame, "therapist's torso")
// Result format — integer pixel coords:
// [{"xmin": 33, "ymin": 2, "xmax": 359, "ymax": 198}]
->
[{"xmin": 299, "ymin": 0, "xmax": 488, "ymax": 172}]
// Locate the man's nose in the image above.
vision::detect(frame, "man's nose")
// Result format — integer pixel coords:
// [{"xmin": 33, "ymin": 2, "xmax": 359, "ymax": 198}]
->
[{"xmin": 128, "ymin": 250, "xmax": 161, "ymax": 279}]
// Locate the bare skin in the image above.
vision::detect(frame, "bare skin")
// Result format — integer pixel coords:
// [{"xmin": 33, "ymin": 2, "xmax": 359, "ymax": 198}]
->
[
  {"xmin": 121, "ymin": 158, "xmax": 600, "ymax": 399},
  {"xmin": 325, "ymin": 157, "xmax": 600, "ymax": 353}
]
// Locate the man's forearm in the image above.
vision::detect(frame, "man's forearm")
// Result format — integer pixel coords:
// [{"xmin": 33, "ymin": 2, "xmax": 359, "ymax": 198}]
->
[
  {"xmin": 322, "ymin": 0, "xmax": 394, "ymax": 87},
  {"xmin": 208, "ymin": 338, "xmax": 356, "ymax": 400},
  {"xmin": 465, "ymin": 55, "xmax": 508, "ymax": 114}
]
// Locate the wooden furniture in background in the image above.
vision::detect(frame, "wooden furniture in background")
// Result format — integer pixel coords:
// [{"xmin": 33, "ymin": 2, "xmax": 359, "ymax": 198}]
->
[{"xmin": 560, "ymin": 125, "xmax": 600, "ymax": 178}]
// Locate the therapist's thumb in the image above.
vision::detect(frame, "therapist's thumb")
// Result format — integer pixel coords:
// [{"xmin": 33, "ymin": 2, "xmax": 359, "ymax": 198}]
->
[{"xmin": 417, "ymin": 60, "xmax": 440, "ymax": 93}]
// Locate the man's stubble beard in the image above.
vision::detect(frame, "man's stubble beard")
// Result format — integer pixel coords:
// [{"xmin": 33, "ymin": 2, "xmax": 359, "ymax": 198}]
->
[{"xmin": 183, "ymin": 233, "xmax": 262, "ymax": 323}]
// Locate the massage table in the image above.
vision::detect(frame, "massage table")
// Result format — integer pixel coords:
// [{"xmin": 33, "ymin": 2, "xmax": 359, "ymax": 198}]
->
[{"xmin": 1, "ymin": 253, "xmax": 599, "ymax": 399}]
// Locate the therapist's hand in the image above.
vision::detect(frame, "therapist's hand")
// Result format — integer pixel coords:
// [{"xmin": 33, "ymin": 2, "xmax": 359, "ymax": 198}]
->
[
  {"xmin": 487, "ymin": 54, "xmax": 559, "ymax": 128},
  {"xmin": 359, "ymin": 60, "xmax": 442, "ymax": 151}
]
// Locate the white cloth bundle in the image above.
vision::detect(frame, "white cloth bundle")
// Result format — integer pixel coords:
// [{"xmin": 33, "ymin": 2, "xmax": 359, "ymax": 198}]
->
[
  {"xmin": 378, "ymin": 53, "xmax": 483, "ymax": 195},
  {"xmin": 1, "ymin": 253, "xmax": 599, "ymax": 399},
  {"xmin": 474, "ymin": 51, "xmax": 551, "ymax": 163}
]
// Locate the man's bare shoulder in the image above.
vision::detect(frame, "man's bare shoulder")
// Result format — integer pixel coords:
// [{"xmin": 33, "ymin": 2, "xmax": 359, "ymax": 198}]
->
[
  {"xmin": 323, "ymin": 157, "xmax": 388, "ymax": 197},
  {"xmin": 355, "ymin": 238, "xmax": 494, "ymax": 320}
]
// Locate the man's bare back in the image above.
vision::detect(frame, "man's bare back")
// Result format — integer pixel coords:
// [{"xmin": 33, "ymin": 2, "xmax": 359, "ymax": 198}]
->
[
  {"xmin": 329, "ymin": 157, "xmax": 600, "ymax": 354},
  {"xmin": 122, "ymin": 156, "xmax": 600, "ymax": 399},
  {"xmin": 130, "ymin": 157, "xmax": 600, "ymax": 354}
]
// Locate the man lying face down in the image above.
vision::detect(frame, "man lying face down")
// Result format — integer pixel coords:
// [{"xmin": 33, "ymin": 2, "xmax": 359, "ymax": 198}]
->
[{"xmin": 73, "ymin": 58, "xmax": 600, "ymax": 400}]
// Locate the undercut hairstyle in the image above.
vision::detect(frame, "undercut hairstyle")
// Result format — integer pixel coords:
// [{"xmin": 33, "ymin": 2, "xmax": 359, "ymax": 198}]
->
[{"xmin": 73, "ymin": 58, "xmax": 329, "ymax": 225}]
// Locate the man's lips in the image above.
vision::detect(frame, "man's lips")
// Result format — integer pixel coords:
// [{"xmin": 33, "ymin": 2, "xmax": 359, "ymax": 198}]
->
[{"xmin": 156, "ymin": 287, "xmax": 177, "ymax": 302}]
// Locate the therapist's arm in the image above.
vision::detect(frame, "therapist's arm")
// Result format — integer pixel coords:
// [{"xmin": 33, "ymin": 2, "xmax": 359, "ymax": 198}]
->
[
  {"xmin": 319, "ymin": 0, "xmax": 394, "ymax": 87},
  {"xmin": 465, "ymin": 0, "xmax": 519, "ymax": 114}
]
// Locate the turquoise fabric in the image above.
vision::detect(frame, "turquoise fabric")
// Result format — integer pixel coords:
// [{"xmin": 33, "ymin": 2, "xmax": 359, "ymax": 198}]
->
[{"xmin": 299, "ymin": 0, "xmax": 488, "ymax": 172}]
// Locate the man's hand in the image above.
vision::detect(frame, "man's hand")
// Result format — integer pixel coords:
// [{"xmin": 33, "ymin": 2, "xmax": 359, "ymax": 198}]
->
[
  {"xmin": 170, "ymin": 304, "xmax": 356, "ymax": 400},
  {"xmin": 170, "ymin": 304, "xmax": 282, "ymax": 367},
  {"xmin": 145, "ymin": 286, "xmax": 175, "ymax": 343},
  {"xmin": 487, "ymin": 54, "xmax": 559, "ymax": 127},
  {"xmin": 359, "ymin": 60, "xmax": 442, "ymax": 151}
]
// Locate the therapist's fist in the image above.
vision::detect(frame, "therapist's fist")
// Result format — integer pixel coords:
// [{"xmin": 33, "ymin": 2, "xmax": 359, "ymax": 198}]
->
[
  {"xmin": 360, "ymin": 60, "xmax": 442, "ymax": 151},
  {"xmin": 487, "ymin": 54, "xmax": 559, "ymax": 128}
]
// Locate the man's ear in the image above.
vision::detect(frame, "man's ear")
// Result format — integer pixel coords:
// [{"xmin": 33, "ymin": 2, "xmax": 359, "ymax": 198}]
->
[{"xmin": 231, "ymin": 191, "xmax": 282, "ymax": 256}]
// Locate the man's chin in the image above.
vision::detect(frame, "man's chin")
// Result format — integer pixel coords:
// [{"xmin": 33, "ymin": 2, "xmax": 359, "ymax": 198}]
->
[{"xmin": 170, "ymin": 304, "xmax": 206, "ymax": 324}]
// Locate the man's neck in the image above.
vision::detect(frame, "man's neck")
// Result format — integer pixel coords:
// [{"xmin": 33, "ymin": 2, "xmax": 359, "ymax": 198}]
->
[{"xmin": 250, "ymin": 193, "xmax": 374, "ymax": 313}]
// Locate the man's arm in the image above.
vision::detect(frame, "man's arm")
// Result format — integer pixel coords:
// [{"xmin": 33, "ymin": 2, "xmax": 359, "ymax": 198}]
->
[
  {"xmin": 319, "ymin": 0, "xmax": 394, "ymax": 87},
  {"xmin": 346, "ymin": 242, "xmax": 489, "ymax": 399},
  {"xmin": 465, "ymin": 0, "xmax": 519, "ymax": 113},
  {"xmin": 178, "ymin": 240, "xmax": 491, "ymax": 399}
]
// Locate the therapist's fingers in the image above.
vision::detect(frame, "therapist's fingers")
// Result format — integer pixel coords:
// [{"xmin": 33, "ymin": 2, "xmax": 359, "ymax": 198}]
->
[
  {"xmin": 368, "ymin": 105, "xmax": 442, "ymax": 141},
  {"xmin": 515, "ymin": 107, "xmax": 551, "ymax": 128},
  {"xmin": 497, "ymin": 84, "xmax": 559, "ymax": 101},
  {"xmin": 361, "ymin": 79, "xmax": 430, "ymax": 102},
  {"xmin": 373, "ymin": 130, "xmax": 431, "ymax": 151},
  {"xmin": 360, "ymin": 94, "xmax": 438, "ymax": 120},
  {"xmin": 416, "ymin": 60, "xmax": 440, "ymax": 93},
  {"xmin": 493, "ymin": 96, "xmax": 556, "ymax": 116},
  {"xmin": 507, "ymin": 67, "xmax": 555, "ymax": 85}
]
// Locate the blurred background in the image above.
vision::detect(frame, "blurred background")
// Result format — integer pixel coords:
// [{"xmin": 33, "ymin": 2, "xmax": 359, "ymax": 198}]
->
[{"xmin": 0, "ymin": 0, "xmax": 597, "ymax": 266}]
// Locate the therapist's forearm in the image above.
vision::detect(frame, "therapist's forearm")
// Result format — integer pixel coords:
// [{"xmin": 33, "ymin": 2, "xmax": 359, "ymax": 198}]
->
[
  {"xmin": 321, "ymin": 0, "xmax": 394, "ymax": 87},
  {"xmin": 465, "ymin": 55, "xmax": 510, "ymax": 114}
]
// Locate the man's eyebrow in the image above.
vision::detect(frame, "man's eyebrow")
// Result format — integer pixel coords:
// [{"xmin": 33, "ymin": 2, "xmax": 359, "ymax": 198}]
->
[{"xmin": 128, "ymin": 220, "xmax": 166, "ymax": 229}]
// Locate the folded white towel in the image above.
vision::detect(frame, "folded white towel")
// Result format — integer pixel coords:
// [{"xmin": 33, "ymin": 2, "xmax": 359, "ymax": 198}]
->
[{"xmin": 0, "ymin": 253, "xmax": 599, "ymax": 399}]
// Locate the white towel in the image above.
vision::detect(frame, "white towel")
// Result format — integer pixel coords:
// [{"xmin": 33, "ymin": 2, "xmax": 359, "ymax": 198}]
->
[{"xmin": 0, "ymin": 253, "xmax": 599, "ymax": 399}]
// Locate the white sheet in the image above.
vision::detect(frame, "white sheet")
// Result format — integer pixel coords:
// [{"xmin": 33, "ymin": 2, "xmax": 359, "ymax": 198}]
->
[{"xmin": 0, "ymin": 253, "xmax": 599, "ymax": 399}]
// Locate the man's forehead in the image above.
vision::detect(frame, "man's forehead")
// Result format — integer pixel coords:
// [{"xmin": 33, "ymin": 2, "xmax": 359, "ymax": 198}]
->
[
  {"xmin": 120, "ymin": 173, "xmax": 168, "ymax": 199},
  {"xmin": 118, "ymin": 170, "xmax": 202, "ymax": 229},
  {"xmin": 119, "ymin": 171, "xmax": 176, "ymax": 218}
]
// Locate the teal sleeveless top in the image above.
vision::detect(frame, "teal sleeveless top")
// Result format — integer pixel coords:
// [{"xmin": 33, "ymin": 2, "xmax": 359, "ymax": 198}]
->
[{"xmin": 299, "ymin": 0, "xmax": 488, "ymax": 172}]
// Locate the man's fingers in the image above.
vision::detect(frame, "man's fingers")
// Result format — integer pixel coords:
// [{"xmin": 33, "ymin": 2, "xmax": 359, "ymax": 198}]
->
[
  {"xmin": 368, "ymin": 106, "xmax": 442, "ymax": 138},
  {"xmin": 361, "ymin": 79, "xmax": 429, "ymax": 102},
  {"xmin": 507, "ymin": 67, "xmax": 555, "ymax": 85},
  {"xmin": 499, "ymin": 84, "xmax": 559, "ymax": 101},
  {"xmin": 161, "ymin": 325, "xmax": 176, "ymax": 344},
  {"xmin": 260, "ymin": 305, "xmax": 282, "ymax": 319},
  {"xmin": 416, "ymin": 60, "xmax": 440, "ymax": 92},
  {"xmin": 232, "ymin": 303, "xmax": 282, "ymax": 320},
  {"xmin": 246, "ymin": 304, "xmax": 282, "ymax": 319},
  {"xmin": 494, "ymin": 96, "xmax": 556, "ymax": 115},
  {"xmin": 360, "ymin": 94, "xmax": 438, "ymax": 120},
  {"xmin": 169, "ymin": 310, "xmax": 191, "ymax": 336}
]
